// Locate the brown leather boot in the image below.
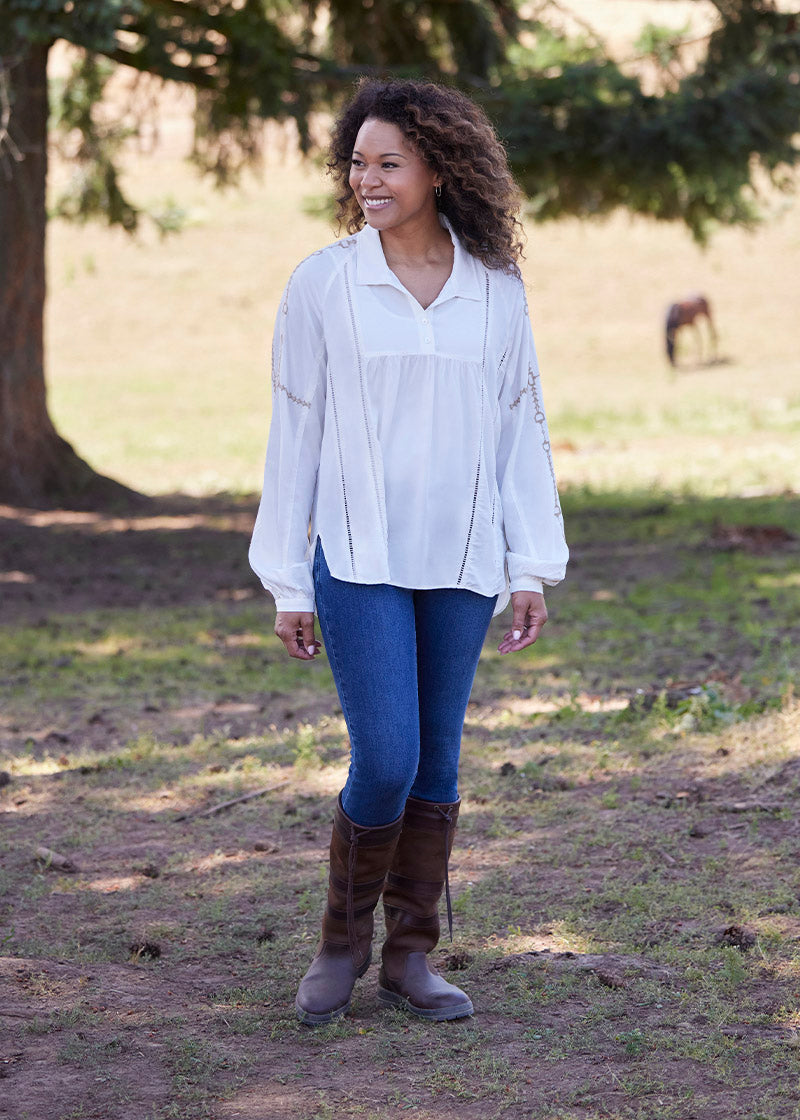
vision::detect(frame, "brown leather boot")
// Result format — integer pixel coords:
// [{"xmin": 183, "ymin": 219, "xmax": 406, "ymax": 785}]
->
[
  {"xmin": 378, "ymin": 796, "xmax": 473, "ymax": 1021},
  {"xmin": 295, "ymin": 797, "xmax": 403, "ymax": 1025}
]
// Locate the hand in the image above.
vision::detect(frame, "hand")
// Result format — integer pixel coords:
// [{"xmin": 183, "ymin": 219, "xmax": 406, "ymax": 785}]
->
[
  {"xmin": 275, "ymin": 612, "xmax": 321, "ymax": 661},
  {"xmin": 497, "ymin": 591, "xmax": 548, "ymax": 655}
]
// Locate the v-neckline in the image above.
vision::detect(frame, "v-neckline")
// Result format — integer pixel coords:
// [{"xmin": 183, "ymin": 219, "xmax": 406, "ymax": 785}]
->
[{"xmin": 384, "ymin": 251, "xmax": 455, "ymax": 312}]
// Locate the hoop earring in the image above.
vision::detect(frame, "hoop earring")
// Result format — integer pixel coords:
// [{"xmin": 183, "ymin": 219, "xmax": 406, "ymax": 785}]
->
[{"xmin": 435, "ymin": 185, "xmax": 442, "ymax": 199}]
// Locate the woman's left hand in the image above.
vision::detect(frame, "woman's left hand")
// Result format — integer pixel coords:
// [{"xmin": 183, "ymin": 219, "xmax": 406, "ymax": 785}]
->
[{"xmin": 498, "ymin": 590, "xmax": 548, "ymax": 654}]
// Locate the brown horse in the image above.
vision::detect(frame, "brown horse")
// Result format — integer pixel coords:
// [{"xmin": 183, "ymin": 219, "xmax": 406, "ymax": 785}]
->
[{"xmin": 665, "ymin": 294, "xmax": 717, "ymax": 366}]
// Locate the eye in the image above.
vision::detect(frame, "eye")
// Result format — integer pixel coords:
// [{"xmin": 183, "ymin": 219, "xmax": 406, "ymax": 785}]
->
[
  {"xmin": 350, "ymin": 158, "xmax": 364, "ymax": 168},
  {"xmin": 382, "ymin": 161, "xmax": 399, "ymax": 169}
]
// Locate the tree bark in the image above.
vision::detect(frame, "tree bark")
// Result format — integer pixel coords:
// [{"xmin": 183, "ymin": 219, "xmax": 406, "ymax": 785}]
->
[{"xmin": 0, "ymin": 42, "xmax": 136, "ymax": 508}]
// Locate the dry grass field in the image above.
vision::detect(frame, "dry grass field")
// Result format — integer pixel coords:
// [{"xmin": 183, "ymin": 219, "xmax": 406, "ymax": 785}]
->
[
  {"xmin": 44, "ymin": 0, "xmax": 800, "ymax": 502},
  {"xmin": 45, "ymin": 152, "xmax": 800, "ymax": 498},
  {"xmin": 2, "ymin": 5, "xmax": 800, "ymax": 1118}
]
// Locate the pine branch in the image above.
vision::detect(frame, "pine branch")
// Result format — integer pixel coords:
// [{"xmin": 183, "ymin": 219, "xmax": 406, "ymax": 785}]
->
[{"xmin": 102, "ymin": 44, "xmax": 217, "ymax": 87}]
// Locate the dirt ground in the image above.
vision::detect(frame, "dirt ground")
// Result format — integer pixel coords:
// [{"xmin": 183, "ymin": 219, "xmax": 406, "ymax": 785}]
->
[
  {"xmin": 2, "ymin": 493, "xmax": 800, "ymax": 1120},
  {"xmin": 5, "ymin": 0, "xmax": 800, "ymax": 1110}
]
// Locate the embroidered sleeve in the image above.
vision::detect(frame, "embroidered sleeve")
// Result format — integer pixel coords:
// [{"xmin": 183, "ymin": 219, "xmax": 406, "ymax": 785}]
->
[
  {"xmin": 496, "ymin": 283, "xmax": 568, "ymax": 592},
  {"xmin": 249, "ymin": 263, "xmax": 327, "ymax": 612}
]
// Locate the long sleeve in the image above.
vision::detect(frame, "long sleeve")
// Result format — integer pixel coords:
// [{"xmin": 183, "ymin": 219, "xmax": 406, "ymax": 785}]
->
[
  {"xmin": 249, "ymin": 265, "xmax": 327, "ymax": 612},
  {"xmin": 496, "ymin": 284, "xmax": 568, "ymax": 594}
]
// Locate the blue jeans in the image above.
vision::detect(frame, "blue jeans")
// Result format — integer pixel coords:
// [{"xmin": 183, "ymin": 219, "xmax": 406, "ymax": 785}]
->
[{"xmin": 313, "ymin": 541, "xmax": 496, "ymax": 827}]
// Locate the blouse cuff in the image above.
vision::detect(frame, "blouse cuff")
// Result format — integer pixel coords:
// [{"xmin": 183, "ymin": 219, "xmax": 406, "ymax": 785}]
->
[
  {"xmin": 509, "ymin": 577, "xmax": 544, "ymax": 596},
  {"xmin": 274, "ymin": 596, "xmax": 316, "ymax": 614},
  {"xmin": 507, "ymin": 549, "xmax": 567, "ymax": 591}
]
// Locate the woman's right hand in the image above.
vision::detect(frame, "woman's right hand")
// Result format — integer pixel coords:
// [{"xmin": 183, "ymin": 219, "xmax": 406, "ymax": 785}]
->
[{"xmin": 275, "ymin": 612, "xmax": 320, "ymax": 660}]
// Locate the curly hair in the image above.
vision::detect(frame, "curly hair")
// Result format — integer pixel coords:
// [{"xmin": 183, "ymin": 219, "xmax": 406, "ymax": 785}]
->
[{"xmin": 327, "ymin": 79, "xmax": 524, "ymax": 275}]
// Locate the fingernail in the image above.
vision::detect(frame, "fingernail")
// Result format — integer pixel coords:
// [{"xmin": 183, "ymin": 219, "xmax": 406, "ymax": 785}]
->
[
  {"xmin": 513, "ymin": 630, "xmax": 521, "ymax": 641},
  {"xmin": 307, "ymin": 644, "xmax": 315, "ymax": 655}
]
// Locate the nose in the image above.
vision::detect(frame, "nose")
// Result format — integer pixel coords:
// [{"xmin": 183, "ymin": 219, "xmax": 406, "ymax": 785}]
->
[{"xmin": 361, "ymin": 163, "xmax": 382, "ymax": 191}]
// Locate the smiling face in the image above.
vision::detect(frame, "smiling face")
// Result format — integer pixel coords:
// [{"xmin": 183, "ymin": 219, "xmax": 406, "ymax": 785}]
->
[{"xmin": 349, "ymin": 118, "xmax": 441, "ymax": 233}]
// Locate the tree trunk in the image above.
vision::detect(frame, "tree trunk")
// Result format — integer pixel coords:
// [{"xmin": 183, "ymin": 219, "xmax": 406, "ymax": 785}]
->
[{"xmin": 0, "ymin": 42, "xmax": 136, "ymax": 508}]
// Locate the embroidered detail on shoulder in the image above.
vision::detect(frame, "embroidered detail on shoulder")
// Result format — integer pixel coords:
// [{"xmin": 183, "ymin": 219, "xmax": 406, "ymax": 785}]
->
[
  {"xmin": 280, "ymin": 238, "xmax": 354, "ymax": 314},
  {"xmin": 509, "ymin": 364, "xmax": 536, "ymax": 411},
  {"xmin": 273, "ymin": 262, "xmax": 314, "ymax": 408},
  {"xmin": 272, "ymin": 375, "xmax": 311, "ymax": 409},
  {"xmin": 272, "ymin": 241, "xmax": 344, "ymax": 407},
  {"xmin": 511, "ymin": 366, "xmax": 563, "ymax": 519},
  {"xmin": 280, "ymin": 246, "xmax": 326, "ymax": 315}
]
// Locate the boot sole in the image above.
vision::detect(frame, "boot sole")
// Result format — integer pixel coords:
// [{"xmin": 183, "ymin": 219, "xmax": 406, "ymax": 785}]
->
[
  {"xmin": 295, "ymin": 998, "xmax": 350, "ymax": 1025},
  {"xmin": 377, "ymin": 986, "xmax": 474, "ymax": 1021}
]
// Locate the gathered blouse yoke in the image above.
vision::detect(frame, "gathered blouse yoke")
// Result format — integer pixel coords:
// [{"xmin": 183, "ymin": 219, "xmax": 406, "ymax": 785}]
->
[{"xmin": 249, "ymin": 217, "xmax": 568, "ymax": 616}]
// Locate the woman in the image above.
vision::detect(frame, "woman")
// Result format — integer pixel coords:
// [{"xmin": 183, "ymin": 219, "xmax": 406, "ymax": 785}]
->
[{"xmin": 249, "ymin": 79, "xmax": 568, "ymax": 1025}]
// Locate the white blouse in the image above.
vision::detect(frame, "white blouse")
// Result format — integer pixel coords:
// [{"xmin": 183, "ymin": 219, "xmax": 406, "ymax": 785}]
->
[{"xmin": 249, "ymin": 218, "xmax": 568, "ymax": 617}]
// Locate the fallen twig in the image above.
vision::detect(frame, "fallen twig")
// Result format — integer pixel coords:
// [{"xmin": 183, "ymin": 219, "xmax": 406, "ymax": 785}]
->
[
  {"xmin": 173, "ymin": 780, "xmax": 290, "ymax": 822},
  {"xmin": 654, "ymin": 847, "xmax": 678, "ymax": 866},
  {"xmin": 718, "ymin": 801, "xmax": 785, "ymax": 815},
  {"xmin": 34, "ymin": 846, "xmax": 78, "ymax": 872}
]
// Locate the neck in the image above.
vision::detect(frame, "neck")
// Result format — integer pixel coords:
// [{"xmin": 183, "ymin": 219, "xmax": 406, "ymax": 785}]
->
[{"xmin": 378, "ymin": 211, "xmax": 451, "ymax": 266}]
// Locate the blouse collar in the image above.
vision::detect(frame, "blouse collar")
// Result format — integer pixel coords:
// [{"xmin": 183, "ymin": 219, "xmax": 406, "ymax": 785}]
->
[{"xmin": 355, "ymin": 214, "xmax": 485, "ymax": 303}]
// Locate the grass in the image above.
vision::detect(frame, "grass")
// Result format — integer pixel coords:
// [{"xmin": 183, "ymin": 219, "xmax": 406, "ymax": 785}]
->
[
  {"xmin": 2, "ymin": 488, "xmax": 799, "ymax": 1117},
  {"xmin": 43, "ymin": 127, "xmax": 800, "ymax": 501},
  {"xmin": 3, "ymin": 18, "xmax": 800, "ymax": 1114}
]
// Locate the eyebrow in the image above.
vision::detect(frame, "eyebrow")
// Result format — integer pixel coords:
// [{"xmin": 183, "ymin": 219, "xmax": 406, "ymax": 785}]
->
[{"xmin": 352, "ymin": 150, "xmax": 407, "ymax": 159}]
